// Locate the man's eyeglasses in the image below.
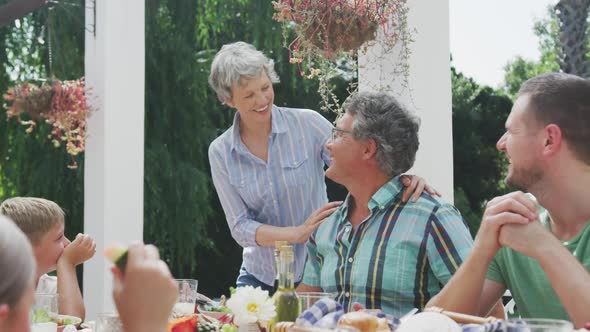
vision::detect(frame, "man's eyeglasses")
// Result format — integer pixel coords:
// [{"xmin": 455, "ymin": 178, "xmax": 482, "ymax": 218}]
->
[{"xmin": 331, "ymin": 127, "xmax": 354, "ymax": 141}]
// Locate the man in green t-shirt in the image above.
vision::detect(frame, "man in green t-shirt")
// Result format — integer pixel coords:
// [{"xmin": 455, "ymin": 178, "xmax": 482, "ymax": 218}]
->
[{"xmin": 427, "ymin": 72, "xmax": 590, "ymax": 329}]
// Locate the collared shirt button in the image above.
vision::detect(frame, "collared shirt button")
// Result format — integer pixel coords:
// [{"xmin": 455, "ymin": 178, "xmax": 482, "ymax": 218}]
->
[
  {"xmin": 348, "ymin": 257, "xmax": 354, "ymax": 263},
  {"xmin": 344, "ymin": 227, "xmax": 350, "ymax": 233},
  {"xmin": 345, "ymin": 292, "xmax": 350, "ymax": 298},
  {"xmin": 380, "ymin": 205, "xmax": 384, "ymax": 209}
]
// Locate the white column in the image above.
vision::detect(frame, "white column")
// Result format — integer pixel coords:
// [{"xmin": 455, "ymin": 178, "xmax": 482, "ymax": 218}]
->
[
  {"xmin": 358, "ymin": 0, "xmax": 454, "ymax": 201},
  {"xmin": 83, "ymin": 0, "xmax": 145, "ymax": 318}
]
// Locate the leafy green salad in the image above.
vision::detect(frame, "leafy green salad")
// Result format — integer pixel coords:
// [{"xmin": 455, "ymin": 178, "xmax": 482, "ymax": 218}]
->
[
  {"xmin": 32, "ymin": 309, "xmax": 81, "ymax": 326},
  {"xmin": 201, "ymin": 303, "xmax": 231, "ymax": 313}
]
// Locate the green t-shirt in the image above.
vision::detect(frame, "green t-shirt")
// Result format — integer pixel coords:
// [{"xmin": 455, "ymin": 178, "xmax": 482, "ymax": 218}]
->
[{"xmin": 486, "ymin": 206, "xmax": 590, "ymax": 320}]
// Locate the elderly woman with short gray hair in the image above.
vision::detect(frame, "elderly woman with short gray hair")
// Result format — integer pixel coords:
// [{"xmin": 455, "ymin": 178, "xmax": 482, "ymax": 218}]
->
[{"xmin": 207, "ymin": 41, "xmax": 437, "ymax": 292}]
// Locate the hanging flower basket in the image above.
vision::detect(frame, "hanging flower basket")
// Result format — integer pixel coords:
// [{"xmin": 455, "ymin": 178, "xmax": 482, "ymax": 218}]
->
[
  {"xmin": 305, "ymin": 15, "xmax": 378, "ymax": 53},
  {"xmin": 274, "ymin": 0, "xmax": 387, "ymax": 54},
  {"xmin": 273, "ymin": 0, "xmax": 411, "ymax": 114},
  {"xmin": 3, "ymin": 78, "xmax": 90, "ymax": 169},
  {"xmin": 273, "ymin": 0, "xmax": 410, "ymax": 58}
]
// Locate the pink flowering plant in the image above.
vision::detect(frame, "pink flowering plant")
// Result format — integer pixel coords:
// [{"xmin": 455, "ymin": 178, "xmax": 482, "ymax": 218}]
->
[
  {"xmin": 273, "ymin": 0, "xmax": 411, "ymax": 113},
  {"xmin": 3, "ymin": 78, "xmax": 90, "ymax": 169}
]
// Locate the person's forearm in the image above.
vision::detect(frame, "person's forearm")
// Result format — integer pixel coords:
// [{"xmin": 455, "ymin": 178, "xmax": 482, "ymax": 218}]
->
[
  {"xmin": 536, "ymin": 241, "xmax": 590, "ymax": 328},
  {"xmin": 255, "ymin": 224, "xmax": 297, "ymax": 247},
  {"xmin": 57, "ymin": 261, "xmax": 85, "ymax": 319},
  {"xmin": 487, "ymin": 300, "xmax": 506, "ymax": 319},
  {"xmin": 427, "ymin": 247, "xmax": 493, "ymax": 315}
]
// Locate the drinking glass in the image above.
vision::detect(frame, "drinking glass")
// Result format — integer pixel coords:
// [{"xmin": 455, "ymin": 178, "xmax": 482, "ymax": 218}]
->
[
  {"xmin": 32, "ymin": 293, "xmax": 58, "ymax": 323},
  {"xmin": 172, "ymin": 279, "xmax": 198, "ymax": 318},
  {"xmin": 297, "ymin": 292, "xmax": 337, "ymax": 311},
  {"xmin": 96, "ymin": 313, "xmax": 124, "ymax": 332},
  {"xmin": 505, "ymin": 318, "xmax": 573, "ymax": 332}
]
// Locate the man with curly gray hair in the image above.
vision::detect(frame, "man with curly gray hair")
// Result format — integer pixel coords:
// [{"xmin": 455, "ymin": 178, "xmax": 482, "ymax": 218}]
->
[{"xmin": 298, "ymin": 92, "xmax": 495, "ymax": 317}]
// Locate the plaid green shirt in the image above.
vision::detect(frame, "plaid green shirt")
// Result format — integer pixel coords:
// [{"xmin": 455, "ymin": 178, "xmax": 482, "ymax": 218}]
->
[{"xmin": 302, "ymin": 176, "xmax": 473, "ymax": 316}]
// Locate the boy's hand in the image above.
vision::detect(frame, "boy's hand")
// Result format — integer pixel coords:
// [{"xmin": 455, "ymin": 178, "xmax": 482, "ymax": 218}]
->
[{"xmin": 60, "ymin": 233, "xmax": 96, "ymax": 266}]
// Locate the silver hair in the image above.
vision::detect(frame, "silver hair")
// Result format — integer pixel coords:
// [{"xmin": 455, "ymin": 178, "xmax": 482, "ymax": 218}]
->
[
  {"xmin": 344, "ymin": 92, "xmax": 421, "ymax": 177},
  {"xmin": 208, "ymin": 41, "xmax": 280, "ymax": 102},
  {"xmin": 0, "ymin": 214, "xmax": 35, "ymax": 308}
]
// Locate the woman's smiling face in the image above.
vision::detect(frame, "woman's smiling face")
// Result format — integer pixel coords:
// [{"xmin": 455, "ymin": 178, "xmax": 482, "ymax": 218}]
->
[{"xmin": 225, "ymin": 72, "xmax": 275, "ymax": 127}]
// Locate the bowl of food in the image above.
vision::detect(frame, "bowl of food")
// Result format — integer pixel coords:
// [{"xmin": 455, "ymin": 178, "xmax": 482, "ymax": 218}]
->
[
  {"xmin": 55, "ymin": 315, "xmax": 82, "ymax": 331},
  {"xmin": 197, "ymin": 301, "xmax": 232, "ymax": 320},
  {"xmin": 32, "ymin": 310, "xmax": 82, "ymax": 332}
]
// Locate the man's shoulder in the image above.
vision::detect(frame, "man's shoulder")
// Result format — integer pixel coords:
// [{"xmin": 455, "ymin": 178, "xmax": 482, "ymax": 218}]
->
[
  {"xmin": 399, "ymin": 193, "xmax": 461, "ymax": 217},
  {"xmin": 387, "ymin": 193, "xmax": 466, "ymax": 233}
]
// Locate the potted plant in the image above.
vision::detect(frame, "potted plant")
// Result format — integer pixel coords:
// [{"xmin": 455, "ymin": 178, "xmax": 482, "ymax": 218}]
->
[{"xmin": 3, "ymin": 78, "xmax": 90, "ymax": 169}]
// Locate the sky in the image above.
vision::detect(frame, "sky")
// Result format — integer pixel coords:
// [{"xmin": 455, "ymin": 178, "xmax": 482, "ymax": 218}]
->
[{"xmin": 449, "ymin": 0, "xmax": 558, "ymax": 88}]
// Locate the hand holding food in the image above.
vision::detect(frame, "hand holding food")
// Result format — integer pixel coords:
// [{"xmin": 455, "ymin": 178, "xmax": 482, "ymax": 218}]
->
[
  {"xmin": 104, "ymin": 243, "xmax": 129, "ymax": 273},
  {"xmin": 107, "ymin": 243, "xmax": 178, "ymax": 332}
]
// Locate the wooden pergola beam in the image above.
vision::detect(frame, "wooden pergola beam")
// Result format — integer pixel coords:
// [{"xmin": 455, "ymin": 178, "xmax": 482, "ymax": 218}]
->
[{"xmin": 0, "ymin": 0, "xmax": 47, "ymax": 28}]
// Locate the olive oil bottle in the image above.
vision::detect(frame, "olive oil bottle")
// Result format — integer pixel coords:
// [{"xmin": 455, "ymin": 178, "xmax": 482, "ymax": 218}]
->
[
  {"xmin": 273, "ymin": 241, "xmax": 288, "ymax": 292},
  {"xmin": 272, "ymin": 245, "xmax": 301, "ymax": 325}
]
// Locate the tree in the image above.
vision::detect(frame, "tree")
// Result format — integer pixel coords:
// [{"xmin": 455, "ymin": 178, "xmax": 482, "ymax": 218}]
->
[
  {"xmin": 0, "ymin": 0, "xmax": 86, "ymax": 282},
  {"xmin": 555, "ymin": 0, "xmax": 590, "ymax": 77},
  {"xmin": 0, "ymin": 1, "xmax": 85, "ymax": 238},
  {"xmin": 503, "ymin": 8, "xmax": 562, "ymax": 98},
  {"xmin": 451, "ymin": 67, "xmax": 512, "ymax": 235},
  {"xmin": 503, "ymin": 4, "xmax": 590, "ymax": 97}
]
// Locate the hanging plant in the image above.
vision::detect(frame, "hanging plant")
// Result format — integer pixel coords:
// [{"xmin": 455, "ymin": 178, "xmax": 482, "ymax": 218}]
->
[
  {"xmin": 273, "ymin": 0, "xmax": 412, "ymax": 113},
  {"xmin": 3, "ymin": 78, "xmax": 90, "ymax": 169}
]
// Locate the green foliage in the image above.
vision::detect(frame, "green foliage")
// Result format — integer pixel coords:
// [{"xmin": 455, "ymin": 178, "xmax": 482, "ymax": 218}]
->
[
  {"xmin": 502, "ymin": 6, "xmax": 564, "ymax": 99},
  {"xmin": 0, "ymin": 2, "xmax": 85, "ymax": 241},
  {"xmin": 0, "ymin": 2, "xmax": 86, "ymax": 285},
  {"xmin": 144, "ymin": 0, "xmax": 217, "ymax": 278},
  {"xmin": 503, "ymin": 56, "xmax": 558, "ymax": 99},
  {"xmin": 451, "ymin": 68, "xmax": 512, "ymax": 235}
]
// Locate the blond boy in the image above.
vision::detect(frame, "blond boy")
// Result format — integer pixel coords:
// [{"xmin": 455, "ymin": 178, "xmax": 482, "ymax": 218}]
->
[{"xmin": 0, "ymin": 197, "xmax": 95, "ymax": 320}]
